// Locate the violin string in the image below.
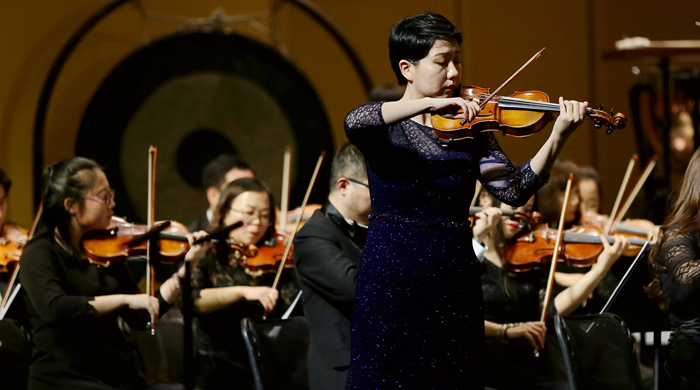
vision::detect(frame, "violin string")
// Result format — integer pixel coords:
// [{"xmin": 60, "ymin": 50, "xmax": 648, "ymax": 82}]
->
[{"xmin": 495, "ymin": 96, "xmax": 597, "ymax": 115}]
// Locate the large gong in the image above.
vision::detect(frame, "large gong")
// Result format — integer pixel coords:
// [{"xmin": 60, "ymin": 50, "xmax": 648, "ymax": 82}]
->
[{"xmin": 77, "ymin": 31, "xmax": 333, "ymax": 224}]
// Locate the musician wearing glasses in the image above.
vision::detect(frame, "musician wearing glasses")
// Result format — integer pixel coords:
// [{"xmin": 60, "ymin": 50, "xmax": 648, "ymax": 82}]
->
[
  {"xmin": 19, "ymin": 157, "xmax": 207, "ymax": 390},
  {"xmin": 293, "ymin": 143, "xmax": 371, "ymax": 390},
  {"xmin": 187, "ymin": 177, "xmax": 299, "ymax": 390}
]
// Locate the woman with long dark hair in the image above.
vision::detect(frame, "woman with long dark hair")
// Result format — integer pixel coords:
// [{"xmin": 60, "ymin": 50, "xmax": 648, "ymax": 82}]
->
[
  {"xmin": 19, "ymin": 157, "xmax": 207, "ymax": 389},
  {"xmin": 647, "ymin": 148, "xmax": 700, "ymax": 389},
  {"xmin": 188, "ymin": 177, "xmax": 298, "ymax": 389},
  {"xmin": 344, "ymin": 12, "xmax": 588, "ymax": 389}
]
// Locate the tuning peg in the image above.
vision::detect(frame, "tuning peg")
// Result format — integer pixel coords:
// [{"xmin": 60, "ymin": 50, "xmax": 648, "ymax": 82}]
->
[
  {"xmin": 593, "ymin": 121, "xmax": 602, "ymax": 129},
  {"xmin": 606, "ymin": 126, "xmax": 614, "ymax": 135},
  {"xmin": 598, "ymin": 104, "xmax": 604, "ymax": 110},
  {"xmin": 609, "ymin": 108, "xmax": 615, "ymax": 116}
]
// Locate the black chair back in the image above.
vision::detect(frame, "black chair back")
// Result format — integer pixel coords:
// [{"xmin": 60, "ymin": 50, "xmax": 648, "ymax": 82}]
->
[
  {"xmin": 0, "ymin": 319, "xmax": 31, "ymax": 390},
  {"xmin": 554, "ymin": 313, "xmax": 642, "ymax": 390},
  {"xmin": 130, "ymin": 316, "xmax": 194, "ymax": 383},
  {"xmin": 240, "ymin": 316, "xmax": 310, "ymax": 390}
]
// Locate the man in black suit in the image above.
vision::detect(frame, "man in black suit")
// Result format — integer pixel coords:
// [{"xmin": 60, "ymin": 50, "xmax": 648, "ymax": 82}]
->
[
  {"xmin": 187, "ymin": 154, "xmax": 255, "ymax": 232},
  {"xmin": 294, "ymin": 143, "xmax": 370, "ymax": 390}
]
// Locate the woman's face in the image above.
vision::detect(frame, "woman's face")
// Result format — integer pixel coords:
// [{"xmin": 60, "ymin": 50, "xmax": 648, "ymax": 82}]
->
[
  {"xmin": 578, "ymin": 178, "xmax": 600, "ymax": 214},
  {"xmin": 224, "ymin": 191, "xmax": 270, "ymax": 246},
  {"xmin": 558, "ymin": 184, "xmax": 580, "ymax": 224},
  {"xmin": 408, "ymin": 39, "xmax": 461, "ymax": 98},
  {"xmin": 73, "ymin": 169, "xmax": 115, "ymax": 233},
  {"xmin": 501, "ymin": 196, "xmax": 535, "ymax": 240}
]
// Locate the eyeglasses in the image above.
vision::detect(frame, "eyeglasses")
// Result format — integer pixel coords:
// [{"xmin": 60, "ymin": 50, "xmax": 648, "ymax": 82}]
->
[
  {"xmin": 85, "ymin": 189, "xmax": 115, "ymax": 205},
  {"xmin": 347, "ymin": 178, "xmax": 369, "ymax": 188},
  {"xmin": 229, "ymin": 208, "xmax": 272, "ymax": 225}
]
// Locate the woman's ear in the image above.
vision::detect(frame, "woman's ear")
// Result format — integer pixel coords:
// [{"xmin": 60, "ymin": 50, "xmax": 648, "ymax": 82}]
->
[
  {"xmin": 64, "ymin": 198, "xmax": 79, "ymax": 215},
  {"xmin": 399, "ymin": 59, "xmax": 413, "ymax": 84}
]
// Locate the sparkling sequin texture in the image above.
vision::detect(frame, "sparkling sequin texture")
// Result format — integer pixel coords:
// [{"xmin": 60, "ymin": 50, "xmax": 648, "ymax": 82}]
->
[{"xmin": 344, "ymin": 102, "xmax": 548, "ymax": 389}]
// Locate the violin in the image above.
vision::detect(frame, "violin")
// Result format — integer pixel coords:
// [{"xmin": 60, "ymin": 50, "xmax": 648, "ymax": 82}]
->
[
  {"xmin": 0, "ymin": 224, "xmax": 28, "ymax": 274},
  {"xmin": 579, "ymin": 211, "xmax": 657, "ymax": 257},
  {"xmin": 82, "ymin": 217, "xmax": 190, "ymax": 267},
  {"xmin": 505, "ymin": 224, "xmax": 652, "ymax": 273},
  {"xmin": 228, "ymin": 230, "xmax": 294, "ymax": 280},
  {"xmin": 431, "ymin": 86, "xmax": 627, "ymax": 142}
]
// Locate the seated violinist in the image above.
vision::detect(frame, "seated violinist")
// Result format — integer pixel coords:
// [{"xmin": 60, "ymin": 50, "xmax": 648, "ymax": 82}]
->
[
  {"xmin": 19, "ymin": 157, "xmax": 209, "ymax": 390},
  {"xmin": 188, "ymin": 154, "xmax": 255, "ymax": 233},
  {"xmin": 476, "ymin": 190, "xmax": 629, "ymax": 389},
  {"xmin": 536, "ymin": 159, "xmax": 592, "ymax": 290},
  {"xmin": 187, "ymin": 177, "xmax": 299, "ymax": 390}
]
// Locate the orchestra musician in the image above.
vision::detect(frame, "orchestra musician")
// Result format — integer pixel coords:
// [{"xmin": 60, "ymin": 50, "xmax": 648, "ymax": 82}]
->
[
  {"xmin": 343, "ymin": 12, "xmax": 587, "ymax": 388},
  {"xmin": 188, "ymin": 154, "xmax": 255, "ymax": 233},
  {"xmin": 646, "ymin": 147, "xmax": 700, "ymax": 389},
  {"xmin": 19, "ymin": 157, "xmax": 209, "ymax": 390},
  {"xmin": 187, "ymin": 177, "xmax": 298, "ymax": 390},
  {"xmin": 293, "ymin": 142, "xmax": 370, "ymax": 390},
  {"xmin": 0, "ymin": 167, "xmax": 32, "ymax": 390},
  {"xmin": 476, "ymin": 191, "xmax": 629, "ymax": 389}
]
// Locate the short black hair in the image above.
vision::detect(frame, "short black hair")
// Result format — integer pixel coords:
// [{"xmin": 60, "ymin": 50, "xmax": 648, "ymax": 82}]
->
[
  {"xmin": 201, "ymin": 154, "xmax": 255, "ymax": 190},
  {"xmin": 0, "ymin": 168, "xmax": 10, "ymax": 195},
  {"xmin": 389, "ymin": 12, "xmax": 462, "ymax": 85},
  {"xmin": 330, "ymin": 143, "xmax": 367, "ymax": 191}
]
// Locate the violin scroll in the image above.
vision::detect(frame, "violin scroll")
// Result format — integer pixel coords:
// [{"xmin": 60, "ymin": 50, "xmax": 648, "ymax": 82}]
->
[{"xmin": 588, "ymin": 105, "xmax": 627, "ymax": 134}]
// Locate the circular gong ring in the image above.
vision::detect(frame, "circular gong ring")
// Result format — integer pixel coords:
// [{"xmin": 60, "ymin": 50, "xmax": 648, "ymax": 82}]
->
[
  {"xmin": 76, "ymin": 31, "xmax": 333, "ymax": 223},
  {"xmin": 32, "ymin": 0, "xmax": 373, "ymax": 208}
]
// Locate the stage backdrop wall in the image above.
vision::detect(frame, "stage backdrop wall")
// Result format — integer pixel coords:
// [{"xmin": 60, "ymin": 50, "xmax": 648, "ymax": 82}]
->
[{"xmin": 1, "ymin": 0, "xmax": 699, "ymax": 225}]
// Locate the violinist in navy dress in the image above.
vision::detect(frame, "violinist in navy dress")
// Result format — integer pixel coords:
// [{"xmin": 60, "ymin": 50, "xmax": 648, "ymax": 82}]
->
[{"xmin": 343, "ymin": 12, "xmax": 589, "ymax": 389}]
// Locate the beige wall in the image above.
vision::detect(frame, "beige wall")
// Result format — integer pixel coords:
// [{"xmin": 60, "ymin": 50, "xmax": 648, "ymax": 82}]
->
[{"xmin": 1, "ymin": 0, "xmax": 699, "ymax": 225}]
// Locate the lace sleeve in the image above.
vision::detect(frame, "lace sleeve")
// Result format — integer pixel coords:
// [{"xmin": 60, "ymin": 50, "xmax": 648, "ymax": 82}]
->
[
  {"xmin": 344, "ymin": 101, "xmax": 386, "ymax": 147},
  {"xmin": 191, "ymin": 254, "xmax": 215, "ymax": 301},
  {"xmin": 658, "ymin": 231, "xmax": 700, "ymax": 288},
  {"xmin": 476, "ymin": 132, "xmax": 548, "ymax": 207}
]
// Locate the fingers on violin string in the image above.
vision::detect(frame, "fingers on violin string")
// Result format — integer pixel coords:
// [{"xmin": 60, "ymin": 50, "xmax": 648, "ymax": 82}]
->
[
  {"xmin": 621, "ymin": 235, "xmax": 630, "ymax": 250},
  {"xmin": 572, "ymin": 100, "xmax": 581, "ymax": 120},
  {"xmin": 456, "ymin": 98, "xmax": 469, "ymax": 119}
]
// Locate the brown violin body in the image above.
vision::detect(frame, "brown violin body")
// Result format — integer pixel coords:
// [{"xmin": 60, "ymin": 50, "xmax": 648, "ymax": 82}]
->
[
  {"xmin": 82, "ymin": 218, "xmax": 189, "ymax": 266},
  {"xmin": 506, "ymin": 223, "xmax": 653, "ymax": 272},
  {"xmin": 505, "ymin": 224, "xmax": 605, "ymax": 272},
  {"xmin": 0, "ymin": 224, "xmax": 28, "ymax": 273},
  {"xmin": 231, "ymin": 230, "xmax": 294, "ymax": 279},
  {"xmin": 431, "ymin": 86, "xmax": 627, "ymax": 142}
]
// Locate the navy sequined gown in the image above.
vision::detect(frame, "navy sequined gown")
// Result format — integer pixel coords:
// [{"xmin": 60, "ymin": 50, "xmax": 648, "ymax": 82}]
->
[{"xmin": 344, "ymin": 102, "xmax": 547, "ymax": 389}]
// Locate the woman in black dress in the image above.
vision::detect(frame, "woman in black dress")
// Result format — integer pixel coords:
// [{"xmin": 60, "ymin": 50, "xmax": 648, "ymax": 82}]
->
[
  {"xmin": 647, "ymin": 147, "xmax": 700, "ymax": 389},
  {"xmin": 19, "ymin": 157, "xmax": 208, "ymax": 390},
  {"xmin": 476, "ymin": 191, "xmax": 628, "ymax": 389},
  {"xmin": 188, "ymin": 178, "xmax": 298, "ymax": 389},
  {"xmin": 344, "ymin": 12, "xmax": 588, "ymax": 389}
]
